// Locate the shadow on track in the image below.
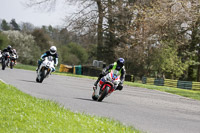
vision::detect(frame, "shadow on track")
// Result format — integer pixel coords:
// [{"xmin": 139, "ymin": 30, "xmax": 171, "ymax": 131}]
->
[
  {"xmin": 19, "ymin": 79, "xmax": 38, "ymax": 83},
  {"xmin": 74, "ymin": 97, "xmax": 120, "ymax": 105},
  {"xmin": 74, "ymin": 97, "xmax": 94, "ymax": 102}
]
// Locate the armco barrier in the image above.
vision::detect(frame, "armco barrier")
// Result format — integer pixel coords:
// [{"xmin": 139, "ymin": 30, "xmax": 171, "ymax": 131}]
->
[
  {"xmin": 59, "ymin": 64, "xmax": 134, "ymax": 82},
  {"xmin": 59, "ymin": 64, "xmax": 73, "ymax": 73},
  {"xmin": 142, "ymin": 77, "xmax": 200, "ymax": 90},
  {"xmin": 177, "ymin": 80, "xmax": 192, "ymax": 90},
  {"xmin": 146, "ymin": 78, "xmax": 155, "ymax": 85},
  {"xmin": 164, "ymin": 79, "xmax": 178, "ymax": 88},
  {"xmin": 154, "ymin": 78, "xmax": 164, "ymax": 86},
  {"xmin": 192, "ymin": 82, "xmax": 200, "ymax": 90}
]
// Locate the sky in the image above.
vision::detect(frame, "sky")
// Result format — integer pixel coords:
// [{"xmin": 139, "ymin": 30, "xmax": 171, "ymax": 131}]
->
[{"xmin": 0, "ymin": 0, "xmax": 76, "ymax": 27}]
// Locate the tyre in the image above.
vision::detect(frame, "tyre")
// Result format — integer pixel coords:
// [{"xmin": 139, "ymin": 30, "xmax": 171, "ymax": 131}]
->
[
  {"xmin": 97, "ymin": 86, "xmax": 109, "ymax": 102},
  {"xmin": 39, "ymin": 70, "xmax": 45, "ymax": 83},
  {"xmin": 10, "ymin": 61, "xmax": 14, "ymax": 69},
  {"xmin": 2, "ymin": 58, "xmax": 6, "ymax": 70},
  {"xmin": 92, "ymin": 92, "xmax": 98, "ymax": 101},
  {"xmin": 36, "ymin": 77, "xmax": 39, "ymax": 82},
  {"xmin": 37, "ymin": 68, "xmax": 45, "ymax": 83}
]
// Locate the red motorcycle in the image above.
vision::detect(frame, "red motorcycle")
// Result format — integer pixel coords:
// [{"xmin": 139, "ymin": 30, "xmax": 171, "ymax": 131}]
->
[{"xmin": 92, "ymin": 70, "xmax": 121, "ymax": 102}]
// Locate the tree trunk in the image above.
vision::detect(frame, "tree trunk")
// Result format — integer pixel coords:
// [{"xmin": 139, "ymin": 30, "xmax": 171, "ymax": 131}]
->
[
  {"xmin": 188, "ymin": 18, "xmax": 200, "ymax": 81},
  {"xmin": 96, "ymin": 0, "xmax": 104, "ymax": 60},
  {"xmin": 107, "ymin": 0, "xmax": 115, "ymax": 63}
]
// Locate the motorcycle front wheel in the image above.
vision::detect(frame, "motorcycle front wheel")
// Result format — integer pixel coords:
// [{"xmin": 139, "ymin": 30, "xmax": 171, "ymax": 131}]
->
[
  {"xmin": 36, "ymin": 68, "xmax": 45, "ymax": 83},
  {"xmin": 97, "ymin": 86, "xmax": 109, "ymax": 102},
  {"xmin": 2, "ymin": 58, "xmax": 6, "ymax": 70},
  {"xmin": 10, "ymin": 60, "xmax": 14, "ymax": 69}
]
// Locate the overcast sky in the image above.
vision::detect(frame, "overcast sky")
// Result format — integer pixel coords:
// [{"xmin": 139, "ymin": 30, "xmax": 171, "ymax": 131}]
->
[{"xmin": 0, "ymin": 0, "xmax": 76, "ymax": 27}]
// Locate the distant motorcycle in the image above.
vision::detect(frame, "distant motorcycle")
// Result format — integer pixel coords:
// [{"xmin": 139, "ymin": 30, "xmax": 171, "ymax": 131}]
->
[
  {"xmin": 9, "ymin": 53, "xmax": 17, "ymax": 69},
  {"xmin": 92, "ymin": 70, "xmax": 121, "ymax": 102},
  {"xmin": 1, "ymin": 52, "xmax": 10, "ymax": 70},
  {"xmin": 36, "ymin": 56, "xmax": 55, "ymax": 83}
]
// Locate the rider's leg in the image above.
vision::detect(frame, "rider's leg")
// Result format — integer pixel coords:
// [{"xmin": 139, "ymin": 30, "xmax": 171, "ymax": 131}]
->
[
  {"xmin": 36, "ymin": 60, "xmax": 42, "ymax": 71},
  {"xmin": 94, "ymin": 73, "xmax": 104, "ymax": 86}
]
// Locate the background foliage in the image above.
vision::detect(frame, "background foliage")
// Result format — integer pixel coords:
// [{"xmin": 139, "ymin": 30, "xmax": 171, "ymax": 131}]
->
[{"xmin": 1, "ymin": 0, "xmax": 200, "ymax": 81}]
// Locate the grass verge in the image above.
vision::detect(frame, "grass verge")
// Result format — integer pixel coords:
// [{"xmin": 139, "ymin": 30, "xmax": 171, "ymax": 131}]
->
[
  {"xmin": 0, "ymin": 81, "xmax": 140, "ymax": 133},
  {"xmin": 125, "ymin": 82, "xmax": 200, "ymax": 101},
  {"xmin": 14, "ymin": 63, "xmax": 200, "ymax": 101}
]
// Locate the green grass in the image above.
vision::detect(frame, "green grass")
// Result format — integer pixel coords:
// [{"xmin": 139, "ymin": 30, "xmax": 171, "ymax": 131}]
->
[
  {"xmin": 15, "ymin": 63, "xmax": 200, "ymax": 100},
  {"xmin": 125, "ymin": 82, "xmax": 200, "ymax": 101},
  {"xmin": 15, "ymin": 63, "xmax": 98, "ymax": 80},
  {"xmin": 14, "ymin": 63, "xmax": 37, "ymax": 71},
  {"xmin": 0, "ymin": 81, "xmax": 140, "ymax": 133}
]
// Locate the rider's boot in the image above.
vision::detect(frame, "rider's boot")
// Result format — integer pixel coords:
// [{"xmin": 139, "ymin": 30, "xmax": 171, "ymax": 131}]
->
[
  {"xmin": 36, "ymin": 64, "xmax": 40, "ymax": 72},
  {"xmin": 93, "ymin": 80, "xmax": 99, "ymax": 91}
]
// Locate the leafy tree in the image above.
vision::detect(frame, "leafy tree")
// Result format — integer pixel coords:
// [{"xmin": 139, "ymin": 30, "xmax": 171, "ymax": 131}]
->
[
  {"xmin": 67, "ymin": 42, "xmax": 88, "ymax": 64},
  {"xmin": 21, "ymin": 22, "xmax": 35, "ymax": 33},
  {"xmin": 86, "ymin": 44, "xmax": 97, "ymax": 63},
  {"xmin": 3, "ymin": 31, "xmax": 40, "ymax": 65},
  {"xmin": 58, "ymin": 42, "xmax": 88, "ymax": 65},
  {"xmin": 10, "ymin": 19, "xmax": 20, "ymax": 31},
  {"xmin": 1, "ymin": 19, "xmax": 10, "ymax": 31},
  {"xmin": 31, "ymin": 29, "xmax": 52, "ymax": 53},
  {"xmin": 0, "ymin": 32, "xmax": 10, "ymax": 50},
  {"xmin": 152, "ymin": 41, "xmax": 191, "ymax": 79}
]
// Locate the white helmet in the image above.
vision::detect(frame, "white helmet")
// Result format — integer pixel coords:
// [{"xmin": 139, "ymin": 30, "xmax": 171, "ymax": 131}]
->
[{"xmin": 50, "ymin": 46, "xmax": 57, "ymax": 55}]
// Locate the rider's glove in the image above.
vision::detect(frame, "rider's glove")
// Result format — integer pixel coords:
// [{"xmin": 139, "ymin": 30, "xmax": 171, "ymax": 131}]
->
[
  {"xmin": 102, "ymin": 70, "xmax": 109, "ymax": 76},
  {"xmin": 40, "ymin": 58, "xmax": 45, "ymax": 61},
  {"xmin": 119, "ymin": 81, "xmax": 123, "ymax": 85}
]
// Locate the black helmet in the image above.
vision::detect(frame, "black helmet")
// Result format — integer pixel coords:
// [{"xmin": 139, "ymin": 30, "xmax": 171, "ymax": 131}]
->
[
  {"xmin": 7, "ymin": 45, "xmax": 12, "ymax": 50},
  {"xmin": 116, "ymin": 58, "xmax": 125, "ymax": 70}
]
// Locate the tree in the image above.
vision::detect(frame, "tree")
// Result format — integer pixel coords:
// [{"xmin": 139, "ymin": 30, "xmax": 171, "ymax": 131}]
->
[
  {"xmin": 59, "ymin": 42, "xmax": 88, "ymax": 65},
  {"xmin": 10, "ymin": 19, "xmax": 20, "ymax": 31},
  {"xmin": 31, "ymin": 29, "xmax": 52, "ymax": 53},
  {"xmin": 152, "ymin": 41, "xmax": 191, "ymax": 79},
  {"xmin": 1, "ymin": 19, "xmax": 10, "ymax": 31},
  {"xmin": 67, "ymin": 42, "xmax": 88, "ymax": 64},
  {"xmin": 0, "ymin": 32, "xmax": 10, "ymax": 50},
  {"xmin": 3, "ymin": 31, "xmax": 40, "ymax": 65},
  {"xmin": 21, "ymin": 22, "xmax": 35, "ymax": 33}
]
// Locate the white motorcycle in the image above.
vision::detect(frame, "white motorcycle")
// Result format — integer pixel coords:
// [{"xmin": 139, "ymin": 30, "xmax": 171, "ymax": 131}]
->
[
  {"xmin": 36, "ymin": 56, "xmax": 55, "ymax": 83},
  {"xmin": 92, "ymin": 70, "xmax": 121, "ymax": 102}
]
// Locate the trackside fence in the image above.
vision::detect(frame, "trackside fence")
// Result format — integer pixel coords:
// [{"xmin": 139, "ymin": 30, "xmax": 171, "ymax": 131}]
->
[
  {"xmin": 142, "ymin": 77, "xmax": 200, "ymax": 91},
  {"xmin": 59, "ymin": 64, "xmax": 135, "ymax": 82}
]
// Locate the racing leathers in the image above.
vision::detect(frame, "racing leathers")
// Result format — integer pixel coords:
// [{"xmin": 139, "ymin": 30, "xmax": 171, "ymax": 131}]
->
[
  {"xmin": 37, "ymin": 51, "xmax": 58, "ymax": 72},
  {"xmin": 2, "ymin": 48, "xmax": 14, "ymax": 55},
  {"xmin": 2, "ymin": 48, "xmax": 14, "ymax": 61},
  {"xmin": 94, "ymin": 62, "xmax": 126, "ymax": 90}
]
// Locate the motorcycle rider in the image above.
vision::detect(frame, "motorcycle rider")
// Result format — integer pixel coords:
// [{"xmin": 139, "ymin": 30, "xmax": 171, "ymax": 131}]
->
[
  {"xmin": 2, "ymin": 45, "xmax": 14, "ymax": 55},
  {"xmin": 2, "ymin": 45, "xmax": 14, "ymax": 64},
  {"xmin": 36, "ymin": 46, "xmax": 58, "ymax": 72},
  {"xmin": 12, "ymin": 49, "xmax": 18, "ymax": 65},
  {"xmin": 94, "ymin": 58, "xmax": 126, "ymax": 90}
]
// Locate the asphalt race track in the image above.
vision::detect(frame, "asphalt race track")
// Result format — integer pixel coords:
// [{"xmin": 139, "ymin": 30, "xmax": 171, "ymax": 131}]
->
[{"xmin": 0, "ymin": 69, "xmax": 200, "ymax": 133}]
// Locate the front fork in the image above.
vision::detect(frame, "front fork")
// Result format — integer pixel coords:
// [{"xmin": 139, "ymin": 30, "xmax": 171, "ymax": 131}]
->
[{"xmin": 94, "ymin": 83, "xmax": 101, "ymax": 97}]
